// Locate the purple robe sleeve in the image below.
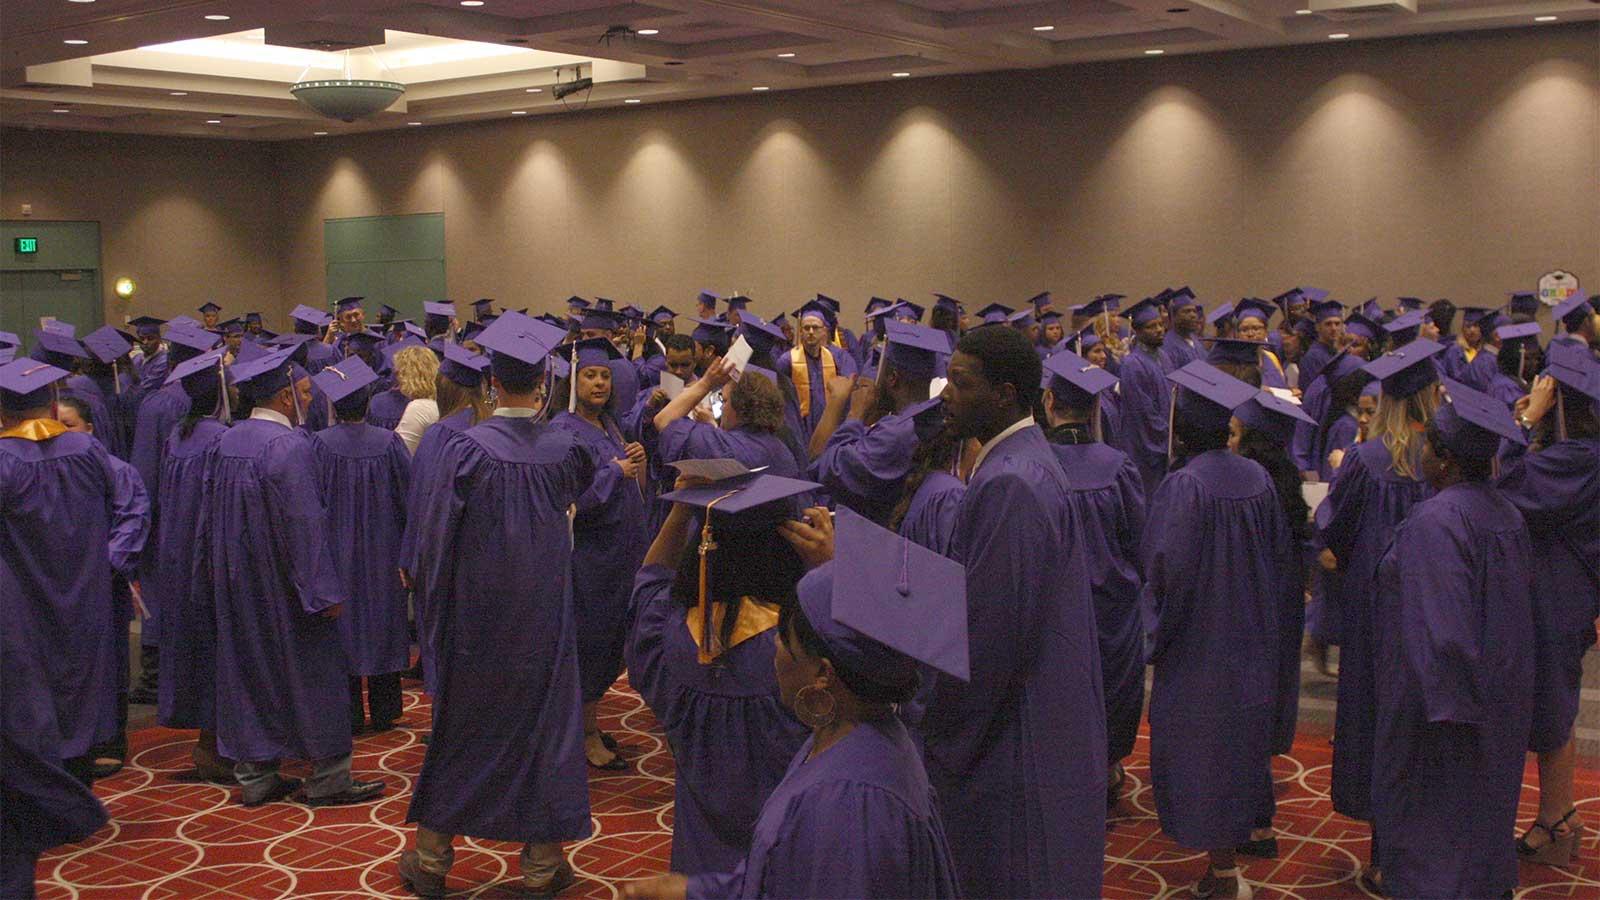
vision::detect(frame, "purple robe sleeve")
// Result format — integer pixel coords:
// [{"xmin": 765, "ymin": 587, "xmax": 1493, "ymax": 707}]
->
[
  {"xmin": 809, "ymin": 417, "xmax": 915, "ymax": 514},
  {"xmin": 1140, "ymin": 472, "xmax": 1203, "ymax": 662},
  {"xmin": 623, "ymin": 566, "xmax": 676, "ymax": 711},
  {"xmin": 100, "ymin": 447, "xmax": 150, "ymax": 577},
  {"xmin": 412, "ymin": 434, "xmax": 481, "ymax": 632},
  {"xmin": 262, "ymin": 434, "xmax": 344, "ymax": 615},
  {"xmin": 1115, "ymin": 454, "xmax": 1147, "ymax": 564},
  {"xmin": 1319, "ymin": 448, "xmax": 1372, "ymax": 562},
  {"xmin": 758, "ymin": 784, "xmax": 939, "ymax": 899},
  {"xmin": 1387, "ymin": 506, "xmax": 1489, "ymax": 726},
  {"xmin": 659, "ymin": 419, "xmax": 738, "ymax": 463}
]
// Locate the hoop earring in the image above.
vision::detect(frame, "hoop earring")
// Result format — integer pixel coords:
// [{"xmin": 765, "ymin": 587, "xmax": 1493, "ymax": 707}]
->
[{"xmin": 795, "ymin": 684, "xmax": 837, "ymax": 730}]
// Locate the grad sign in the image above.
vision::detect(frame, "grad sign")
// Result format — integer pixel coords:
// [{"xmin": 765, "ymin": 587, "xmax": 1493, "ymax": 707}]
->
[{"xmin": 1537, "ymin": 270, "xmax": 1579, "ymax": 307}]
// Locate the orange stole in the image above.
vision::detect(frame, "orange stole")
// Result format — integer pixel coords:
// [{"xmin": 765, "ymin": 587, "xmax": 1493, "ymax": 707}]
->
[
  {"xmin": 686, "ymin": 598, "xmax": 782, "ymax": 664},
  {"xmin": 0, "ymin": 419, "xmax": 67, "ymax": 442},
  {"xmin": 788, "ymin": 345, "xmax": 837, "ymax": 419}
]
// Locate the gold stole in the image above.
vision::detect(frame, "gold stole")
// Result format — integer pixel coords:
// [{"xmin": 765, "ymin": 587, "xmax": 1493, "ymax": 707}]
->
[
  {"xmin": 788, "ymin": 345, "xmax": 837, "ymax": 419},
  {"xmin": 686, "ymin": 598, "xmax": 782, "ymax": 664},
  {"xmin": 0, "ymin": 419, "xmax": 67, "ymax": 442},
  {"xmin": 1458, "ymin": 337, "xmax": 1478, "ymax": 363}
]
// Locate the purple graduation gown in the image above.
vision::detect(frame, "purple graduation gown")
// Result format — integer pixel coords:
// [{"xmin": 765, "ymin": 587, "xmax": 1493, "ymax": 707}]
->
[
  {"xmin": 1496, "ymin": 437, "xmax": 1600, "ymax": 752},
  {"xmin": 364, "ymin": 388, "xmax": 410, "ymax": 432},
  {"xmin": 1053, "ymin": 442, "xmax": 1147, "ymax": 764},
  {"xmin": 808, "ymin": 407, "xmax": 921, "ymax": 525},
  {"xmin": 136, "ymin": 348, "xmax": 169, "ymax": 393},
  {"xmin": 154, "ymin": 417, "xmax": 230, "ymax": 730},
  {"xmin": 1371, "ymin": 482, "xmax": 1534, "ymax": 899},
  {"xmin": 922, "ymin": 425, "xmax": 1106, "ymax": 899},
  {"xmin": 775, "ymin": 345, "xmax": 857, "ymax": 442},
  {"xmin": 620, "ymin": 391, "xmax": 676, "ymax": 542},
  {"xmin": 896, "ymin": 469, "xmax": 966, "ymax": 732},
  {"xmin": 1143, "ymin": 450, "xmax": 1291, "ymax": 849},
  {"xmin": 1112, "ymin": 345, "xmax": 1170, "ymax": 502},
  {"xmin": 64, "ymin": 374, "xmax": 126, "ymax": 460},
  {"xmin": 551, "ymin": 412, "xmax": 648, "ymax": 703},
  {"xmin": 1297, "ymin": 340, "xmax": 1335, "ymax": 393},
  {"xmin": 686, "ymin": 717, "xmax": 959, "ymax": 899},
  {"xmin": 406, "ymin": 415, "xmax": 595, "ymax": 843},
  {"xmin": 397, "ymin": 406, "xmax": 475, "ymax": 695},
  {"xmin": 625, "ymin": 566, "xmax": 807, "ymax": 874},
  {"xmin": 205, "ymin": 416, "xmax": 350, "ymax": 763},
  {"xmin": 1318, "ymin": 438, "xmax": 1431, "ymax": 822},
  {"xmin": 0, "ymin": 427, "xmax": 143, "ymax": 758},
  {"xmin": 658, "ymin": 419, "xmax": 801, "ymax": 480},
  {"xmin": 311, "ymin": 423, "xmax": 412, "ymax": 676},
  {"xmin": 1159, "ymin": 331, "xmax": 1202, "ymax": 373}
]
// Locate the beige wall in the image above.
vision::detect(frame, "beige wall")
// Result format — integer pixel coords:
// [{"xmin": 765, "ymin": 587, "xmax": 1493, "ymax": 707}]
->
[
  {"xmin": 5, "ymin": 24, "xmax": 1598, "ymax": 329},
  {"xmin": 0, "ymin": 129, "xmax": 282, "ymax": 326}
]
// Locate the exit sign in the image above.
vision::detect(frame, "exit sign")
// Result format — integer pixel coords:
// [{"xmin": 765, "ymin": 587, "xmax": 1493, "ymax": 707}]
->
[{"xmin": 14, "ymin": 237, "xmax": 37, "ymax": 254}]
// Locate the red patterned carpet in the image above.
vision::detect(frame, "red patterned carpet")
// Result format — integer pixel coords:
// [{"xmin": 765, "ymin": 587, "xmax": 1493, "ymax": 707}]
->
[{"xmin": 36, "ymin": 682, "xmax": 1600, "ymax": 899}]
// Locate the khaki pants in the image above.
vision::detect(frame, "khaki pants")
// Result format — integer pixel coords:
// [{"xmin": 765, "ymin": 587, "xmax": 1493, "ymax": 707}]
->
[{"xmin": 414, "ymin": 826, "xmax": 565, "ymax": 886}]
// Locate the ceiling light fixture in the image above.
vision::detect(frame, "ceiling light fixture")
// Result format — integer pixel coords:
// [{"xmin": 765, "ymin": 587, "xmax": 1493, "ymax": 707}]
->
[
  {"xmin": 511, "ymin": 110, "xmax": 527, "ymax": 115},
  {"xmin": 624, "ymin": 98, "xmax": 641, "ymax": 103},
  {"xmin": 1295, "ymin": 8, "xmax": 1312, "ymax": 13},
  {"xmin": 460, "ymin": 1, "xmax": 484, "ymax": 6},
  {"xmin": 408, "ymin": 121, "xmax": 422, "ymax": 125},
  {"xmin": 752, "ymin": 86, "xmax": 769, "ymax": 91},
  {"xmin": 1328, "ymin": 32, "xmax": 1350, "ymax": 39},
  {"xmin": 204, "ymin": 14, "xmax": 230, "ymax": 20},
  {"xmin": 637, "ymin": 28, "xmax": 659, "ymax": 35},
  {"xmin": 777, "ymin": 52, "xmax": 796, "ymax": 58},
  {"xmin": 205, "ymin": 119, "xmax": 221, "ymax": 124},
  {"xmin": 1145, "ymin": 49, "xmax": 1166, "ymax": 55},
  {"xmin": 170, "ymin": 91, "xmax": 188, "ymax": 96},
  {"xmin": 63, "ymin": 39, "xmax": 88, "ymax": 45},
  {"xmin": 291, "ymin": 47, "xmax": 404, "ymax": 122},
  {"xmin": 1032, "ymin": 25, "xmax": 1054, "ymax": 31},
  {"xmin": 52, "ymin": 108, "xmax": 71, "ymax": 113},
  {"xmin": 68, "ymin": 0, "xmax": 95, "ymax": 4},
  {"xmin": 525, "ymin": 87, "xmax": 542, "ymax": 92},
  {"xmin": 891, "ymin": 71, "xmax": 910, "ymax": 77},
  {"xmin": 1534, "ymin": 15, "xmax": 1558, "ymax": 21},
  {"xmin": 313, "ymin": 131, "xmax": 328, "ymax": 135}
]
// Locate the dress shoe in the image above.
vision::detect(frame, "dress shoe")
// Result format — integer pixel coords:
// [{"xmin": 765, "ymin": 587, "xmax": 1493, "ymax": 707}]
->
[
  {"xmin": 523, "ymin": 860, "xmax": 574, "ymax": 898},
  {"xmin": 303, "ymin": 779, "xmax": 385, "ymax": 807},
  {"xmin": 396, "ymin": 850, "xmax": 447, "ymax": 899},
  {"xmin": 240, "ymin": 776, "xmax": 302, "ymax": 808}
]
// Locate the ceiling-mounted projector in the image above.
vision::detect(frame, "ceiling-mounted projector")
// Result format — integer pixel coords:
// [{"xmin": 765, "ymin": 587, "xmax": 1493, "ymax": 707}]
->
[{"xmin": 552, "ymin": 77, "xmax": 593, "ymax": 100}]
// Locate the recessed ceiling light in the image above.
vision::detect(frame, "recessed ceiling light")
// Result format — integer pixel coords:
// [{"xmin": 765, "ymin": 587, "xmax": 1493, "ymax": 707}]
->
[
  {"xmin": 1295, "ymin": 8, "xmax": 1313, "ymax": 13},
  {"xmin": 511, "ymin": 110, "xmax": 528, "ymax": 115},
  {"xmin": 63, "ymin": 39, "xmax": 88, "ymax": 45},
  {"xmin": 777, "ymin": 52, "xmax": 796, "ymax": 58},
  {"xmin": 752, "ymin": 85, "xmax": 770, "ymax": 91},
  {"xmin": 204, "ymin": 14, "xmax": 230, "ymax": 20},
  {"xmin": 52, "ymin": 108, "xmax": 71, "ymax": 113},
  {"xmin": 1328, "ymin": 32, "xmax": 1350, "ymax": 39},
  {"xmin": 170, "ymin": 91, "xmax": 188, "ymax": 96},
  {"xmin": 891, "ymin": 71, "xmax": 911, "ymax": 77},
  {"xmin": 1032, "ymin": 25, "xmax": 1054, "ymax": 32},
  {"xmin": 637, "ymin": 28, "xmax": 659, "ymax": 35},
  {"xmin": 525, "ymin": 87, "xmax": 542, "ymax": 93},
  {"xmin": 68, "ymin": 0, "xmax": 95, "ymax": 4},
  {"xmin": 205, "ymin": 119, "xmax": 221, "ymax": 124},
  {"xmin": 1145, "ymin": 49, "xmax": 1166, "ymax": 55},
  {"xmin": 313, "ymin": 131, "xmax": 328, "ymax": 135},
  {"xmin": 408, "ymin": 121, "xmax": 422, "ymax": 126},
  {"xmin": 1534, "ymin": 15, "xmax": 1558, "ymax": 21},
  {"xmin": 460, "ymin": 0, "xmax": 484, "ymax": 6},
  {"xmin": 624, "ymin": 98, "xmax": 641, "ymax": 104}
]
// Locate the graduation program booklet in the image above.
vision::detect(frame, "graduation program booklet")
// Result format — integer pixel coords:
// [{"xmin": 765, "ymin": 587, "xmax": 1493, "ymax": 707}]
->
[
  {"xmin": 659, "ymin": 370, "xmax": 685, "ymax": 400},
  {"xmin": 724, "ymin": 335, "xmax": 754, "ymax": 377},
  {"xmin": 668, "ymin": 459, "xmax": 769, "ymax": 481}
]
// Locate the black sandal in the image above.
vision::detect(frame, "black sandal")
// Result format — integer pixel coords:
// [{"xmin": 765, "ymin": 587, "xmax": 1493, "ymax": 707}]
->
[{"xmin": 1517, "ymin": 807, "xmax": 1581, "ymax": 867}]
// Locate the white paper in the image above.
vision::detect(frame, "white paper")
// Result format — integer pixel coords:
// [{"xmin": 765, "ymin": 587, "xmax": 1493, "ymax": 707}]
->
[
  {"xmin": 659, "ymin": 370, "xmax": 685, "ymax": 400},
  {"xmin": 724, "ymin": 335, "xmax": 753, "ymax": 377},
  {"xmin": 1301, "ymin": 482, "xmax": 1330, "ymax": 517},
  {"xmin": 928, "ymin": 377, "xmax": 947, "ymax": 400},
  {"xmin": 1266, "ymin": 387, "xmax": 1299, "ymax": 404},
  {"xmin": 668, "ymin": 458, "xmax": 768, "ymax": 481}
]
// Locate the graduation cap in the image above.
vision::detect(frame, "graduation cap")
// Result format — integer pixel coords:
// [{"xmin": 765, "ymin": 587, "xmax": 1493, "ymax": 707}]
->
[
  {"xmin": 570, "ymin": 336, "xmax": 622, "ymax": 371},
  {"xmin": 334, "ymin": 296, "xmax": 364, "ymax": 314},
  {"xmin": 690, "ymin": 316, "xmax": 735, "ymax": 344},
  {"xmin": 289, "ymin": 304, "xmax": 333, "ymax": 331},
  {"xmin": 1310, "ymin": 299, "xmax": 1345, "ymax": 322},
  {"xmin": 228, "ymin": 346, "xmax": 299, "ymax": 401},
  {"xmin": 312, "ymin": 355, "xmax": 379, "ymax": 406},
  {"xmin": 932, "ymin": 293, "xmax": 963, "ymax": 317},
  {"xmin": 800, "ymin": 505, "xmax": 970, "ymax": 689},
  {"xmin": 1027, "ymin": 292, "xmax": 1053, "ymax": 314},
  {"xmin": 695, "ymin": 291, "xmax": 719, "ymax": 311},
  {"xmin": 1151, "ymin": 287, "xmax": 1175, "ymax": 308},
  {"xmin": 739, "ymin": 315, "xmax": 788, "ymax": 360},
  {"xmin": 880, "ymin": 320, "xmax": 951, "ymax": 380},
  {"xmin": 1299, "ymin": 287, "xmax": 1331, "ymax": 303},
  {"xmin": 474, "ymin": 310, "xmax": 560, "ymax": 373},
  {"xmin": 619, "ymin": 304, "xmax": 645, "ymax": 323},
  {"xmin": 580, "ymin": 307, "xmax": 621, "ymax": 332},
  {"xmin": 1552, "ymin": 290, "xmax": 1591, "ymax": 331},
  {"xmin": 127, "ymin": 316, "xmax": 166, "ymax": 337},
  {"xmin": 198, "ymin": 301, "xmax": 223, "ymax": 316},
  {"xmin": 592, "ymin": 298, "xmax": 616, "ymax": 314},
  {"xmin": 342, "ymin": 328, "xmax": 386, "ymax": 352},
  {"xmin": 244, "ymin": 311, "xmax": 264, "ymax": 327},
  {"xmin": 0, "ymin": 358, "xmax": 71, "ymax": 407},
  {"xmin": 865, "ymin": 297, "xmax": 894, "ymax": 316},
  {"xmin": 1506, "ymin": 291, "xmax": 1540, "ymax": 318},
  {"xmin": 80, "ymin": 326, "xmax": 132, "ymax": 365},
  {"xmin": 1396, "ymin": 297, "xmax": 1426, "ymax": 312},
  {"xmin": 1361, "ymin": 338, "xmax": 1444, "ymax": 399},
  {"xmin": 30, "ymin": 330, "xmax": 89, "ymax": 369},
  {"xmin": 974, "ymin": 303, "xmax": 1014, "ymax": 325},
  {"xmin": 440, "ymin": 343, "xmax": 489, "ymax": 388},
  {"xmin": 1204, "ymin": 338, "xmax": 1266, "ymax": 367},
  {"xmin": 1206, "ymin": 303, "xmax": 1235, "ymax": 327},
  {"xmin": 459, "ymin": 320, "xmax": 487, "ymax": 343},
  {"xmin": 1459, "ymin": 307, "xmax": 1496, "ymax": 327},
  {"xmin": 401, "ymin": 321, "xmax": 428, "ymax": 343},
  {"xmin": 1495, "ymin": 321, "xmax": 1542, "ymax": 374},
  {"xmin": 648, "ymin": 305, "xmax": 677, "ymax": 326},
  {"xmin": 1545, "ymin": 341, "xmax": 1598, "ymax": 402},
  {"xmin": 814, "ymin": 294, "xmax": 841, "ymax": 314},
  {"xmin": 374, "ymin": 304, "xmax": 398, "ymax": 324},
  {"xmin": 1382, "ymin": 309, "xmax": 1426, "ymax": 344},
  {"xmin": 1081, "ymin": 294, "xmax": 1123, "ymax": 319},
  {"xmin": 219, "ymin": 317, "xmax": 248, "ymax": 336},
  {"xmin": 1233, "ymin": 298, "xmax": 1276, "ymax": 325},
  {"xmin": 1074, "ymin": 324, "xmax": 1102, "ymax": 351},
  {"xmin": 1120, "ymin": 297, "xmax": 1163, "ymax": 328},
  {"xmin": 165, "ymin": 347, "xmax": 226, "ymax": 388},
  {"xmin": 1435, "ymin": 378, "xmax": 1526, "ymax": 458},
  {"xmin": 424, "ymin": 301, "xmax": 456, "ymax": 322},
  {"xmin": 894, "ymin": 300, "xmax": 925, "ymax": 323},
  {"xmin": 1007, "ymin": 308, "xmax": 1035, "ymax": 329},
  {"xmin": 1344, "ymin": 312, "xmax": 1381, "ymax": 343},
  {"xmin": 1167, "ymin": 360, "xmax": 1258, "ymax": 430},
  {"xmin": 41, "ymin": 320, "xmax": 76, "ymax": 338},
  {"xmin": 1038, "ymin": 309, "xmax": 1064, "ymax": 326},
  {"xmin": 1234, "ymin": 389, "xmax": 1317, "ymax": 447},
  {"xmin": 1043, "ymin": 349, "xmax": 1117, "ymax": 404},
  {"xmin": 470, "ymin": 298, "xmax": 498, "ymax": 321},
  {"xmin": 165, "ymin": 323, "xmax": 221, "ymax": 358},
  {"xmin": 794, "ymin": 299, "xmax": 836, "ymax": 329},
  {"xmin": 724, "ymin": 295, "xmax": 751, "ymax": 313},
  {"xmin": 1168, "ymin": 287, "xmax": 1199, "ymax": 310}
]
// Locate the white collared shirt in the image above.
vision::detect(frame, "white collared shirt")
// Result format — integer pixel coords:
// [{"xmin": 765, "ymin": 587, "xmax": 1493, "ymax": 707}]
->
[
  {"xmin": 249, "ymin": 407, "xmax": 291, "ymax": 429},
  {"xmin": 493, "ymin": 406, "xmax": 538, "ymax": 418},
  {"xmin": 970, "ymin": 415, "xmax": 1036, "ymax": 477}
]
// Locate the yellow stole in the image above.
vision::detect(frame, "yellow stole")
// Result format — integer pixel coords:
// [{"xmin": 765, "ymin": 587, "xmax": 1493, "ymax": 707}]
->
[
  {"xmin": 686, "ymin": 597, "xmax": 781, "ymax": 664},
  {"xmin": 1458, "ymin": 337, "xmax": 1478, "ymax": 363},
  {"xmin": 0, "ymin": 419, "xmax": 67, "ymax": 442},
  {"xmin": 788, "ymin": 345, "xmax": 837, "ymax": 419}
]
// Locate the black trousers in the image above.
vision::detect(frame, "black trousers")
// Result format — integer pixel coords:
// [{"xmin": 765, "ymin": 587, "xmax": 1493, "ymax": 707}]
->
[{"xmin": 349, "ymin": 673, "xmax": 403, "ymax": 729}]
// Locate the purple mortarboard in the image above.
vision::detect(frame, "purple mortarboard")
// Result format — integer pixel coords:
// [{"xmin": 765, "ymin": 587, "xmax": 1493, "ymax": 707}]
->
[
  {"xmin": 440, "ymin": 343, "xmax": 489, "ymax": 388},
  {"xmin": 894, "ymin": 300, "xmax": 925, "ymax": 323},
  {"xmin": 82, "ymin": 326, "xmax": 132, "ymax": 364},
  {"xmin": 881, "ymin": 321, "xmax": 951, "ymax": 379},
  {"xmin": 342, "ymin": 328, "xmax": 386, "ymax": 352},
  {"xmin": 865, "ymin": 297, "xmax": 894, "ymax": 316},
  {"xmin": 932, "ymin": 294, "xmax": 963, "ymax": 316},
  {"xmin": 695, "ymin": 291, "xmax": 719, "ymax": 311},
  {"xmin": 815, "ymin": 294, "xmax": 841, "ymax": 314},
  {"xmin": 974, "ymin": 303, "xmax": 1014, "ymax": 325},
  {"xmin": 198, "ymin": 302, "xmax": 223, "ymax": 315},
  {"xmin": 802, "ymin": 506, "xmax": 971, "ymax": 686},
  {"xmin": 1397, "ymin": 297, "xmax": 1426, "ymax": 312},
  {"xmin": 1028, "ymin": 292, "xmax": 1053, "ymax": 314},
  {"xmin": 1167, "ymin": 360, "xmax": 1258, "ymax": 430},
  {"xmin": 1234, "ymin": 298, "xmax": 1276, "ymax": 325},
  {"xmin": 619, "ymin": 305, "xmax": 645, "ymax": 323},
  {"xmin": 1545, "ymin": 341, "xmax": 1600, "ymax": 405},
  {"xmin": 424, "ymin": 301, "xmax": 456, "ymax": 322},
  {"xmin": 0, "ymin": 331, "xmax": 17, "ymax": 350},
  {"xmin": 1076, "ymin": 325, "xmax": 1102, "ymax": 351},
  {"xmin": 1120, "ymin": 297, "xmax": 1163, "ymax": 328},
  {"xmin": 164, "ymin": 348, "xmax": 226, "ymax": 388},
  {"xmin": 648, "ymin": 305, "xmax": 677, "ymax": 325},
  {"xmin": 739, "ymin": 315, "xmax": 788, "ymax": 359},
  {"xmin": 475, "ymin": 310, "xmax": 559, "ymax": 372},
  {"xmin": 1007, "ymin": 308, "xmax": 1036, "ymax": 329},
  {"xmin": 30, "ymin": 330, "xmax": 89, "ymax": 368},
  {"xmin": 580, "ymin": 307, "xmax": 620, "ymax": 332},
  {"xmin": 334, "ymin": 296, "xmax": 364, "ymax": 314},
  {"xmin": 1361, "ymin": 338, "xmax": 1444, "ymax": 399},
  {"xmin": 1299, "ymin": 287, "xmax": 1331, "ymax": 303},
  {"xmin": 1270, "ymin": 288, "xmax": 1305, "ymax": 313},
  {"xmin": 570, "ymin": 336, "xmax": 622, "ymax": 371},
  {"xmin": 41, "ymin": 320, "xmax": 75, "ymax": 337},
  {"xmin": 0, "ymin": 358, "xmax": 71, "ymax": 401},
  {"xmin": 690, "ymin": 316, "xmax": 736, "ymax": 344},
  {"xmin": 795, "ymin": 299, "xmax": 836, "ymax": 329},
  {"xmin": 459, "ymin": 320, "xmax": 487, "ymax": 342},
  {"xmin": 0, "ymin": 347, "xmax": 14, "ymax": 365},
  {"xmin": 1168, "ymin": 287, "xmax": 1199, "ymax": 310},
  {"xmin": 1043, "ymin": 349, "xmax": 1117, "ymax": 405},
  {"xmin": 376, "ymin": 304, "xmax": 398, "ymax": 322},
  {"xmin": 1310, "ymin": 299, "xmax": 1344, "ymax": 322},
  {"xmin": 290, "ymin": 304, "xmax": 333, "ymax": 329},
  {"xmin": 165, "ymin": 324, "xmax": 220, "ymax": 356},
  {"xmin": 1383, "ymin": 309, "xmax": 1426, "ymax": 341},
  {"xmin": 660, "ymin": 471, "xmax": 819, "ymax": 522},
  {"xmin": 472, "ymin": 298, "xmax": 499, "ymax": 321},
  {"xmin": 1460, "ymin": 307, "xmax": 1496, "ymax": 326},
  {"xmin": 1319, "ymin": 349, "xmax": 1366, "ymax": 389},
  {"xmin": 1234, "ymin": 389, "xmax": 1317, "ymax": 447},
  {"xmin": 218, "ymin": 318, "xmax": 245, "ymax": 336},
  {"xmin": 244, "ymin": 311, "xmax": 263, "ymax": 326},
  {"xmin": 1344, "ymin": 312, "xmax": 1380, "ymax": 342},
  {"xmin": 400, "ymin": 321, "xmax": 427, "ymax": 343},
  {"xmin": 1436, "ymin": 378, "xmax": 1526, "ymax": 457},
  {"xmin": 312, "ymin": 355, "xmax": 379, "ymax": 405},
  {"xmin": 127, "ymin": 316, "xmax": 166, "ymax": 336},
  {"xmin": 1151, "ymin": 287, "xmax": 1176, "ymax": 309},
  {"xmin": 1206, "ymin": 303, "xmax": 1235, "ymax": 327},
  {"xmin": 724, "ymin": 295, "xmax": 751, "ymax": 313},
  {"xmin": 1506, "ymin": 291, "xmax": 1540, "ymax": 318},
  {"xmin": 1495, "ymin": 321, "xmax": 1541, "ymax": 345},
  {"xmin": 1038, "ymin": 309, "xmax": 1064, "ymax": 326},
  {"xmin": 227, "ymin": 346, "xmax": 298, "ymax": 400},
  {"xmin": 1204, "ymin": 338, "xmax": 1266, "ymax": 367},
  {"xmin": 232, "ymin": 338, "xmax": 270, "ymax": 366},
  {"xmin": 167, "ymin": 315, "xmax": 199, "ymax": 329},
  {"xmin": 1357, "ymin": 298, "xmax": 1381, "ymax": 320},
  {"xmin": 1552, "ymin": 290, "xmax": 1591, "ymax": 330},
  {"xmin": 592, "ymin": 298, "xmax": 616, "ymax": 314},
  {"xmin": 1081, "ymin": 294, "xmax": 1123, "ymax": 318}
]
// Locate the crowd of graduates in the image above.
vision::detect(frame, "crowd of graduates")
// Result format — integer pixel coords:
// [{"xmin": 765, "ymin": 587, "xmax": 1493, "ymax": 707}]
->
[{"xmin": 1, "ymin": 281, "xmax": 1596, "ymax": 900}]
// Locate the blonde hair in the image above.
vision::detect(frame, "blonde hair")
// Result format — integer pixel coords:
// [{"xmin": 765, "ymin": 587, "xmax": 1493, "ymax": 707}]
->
[
  {"xmin": 393, "ymin": 346, "xmax": 439, "ymax": 401},
  {"xmin": 1373, "ymin": 386, "xmax": 1438, "ymax": 479},
  {"xmin": 728, "ymin": 369, "xmax": 784, "ymax": 433}
]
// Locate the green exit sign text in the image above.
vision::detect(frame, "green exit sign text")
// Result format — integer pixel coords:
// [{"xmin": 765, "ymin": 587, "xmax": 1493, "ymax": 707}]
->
[{"xmin": 14, "ymin": 237, "xmax": 37, "ymax": 254}]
